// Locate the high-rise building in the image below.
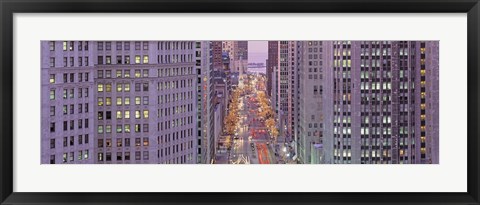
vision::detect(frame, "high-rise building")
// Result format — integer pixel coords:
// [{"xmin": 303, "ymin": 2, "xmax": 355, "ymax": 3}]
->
[
  {"xmin": 323, "ymin": 41, "xmax": 439, "ymax": 164},
  {"xmin": 195, "ymin": 41, "xmax": 215, "ymax": 164},
  {"xmin": 41, "ymin": 41, "xmax": 210, "ymax": 164},
  {"xmin": 266, "ymin": 41, "xmax": 279, "ymax": 97},
  {"xmin": 212, "ymin": 41, "xmax": 223, "ymax": 71},
  {"xmin": 297, "ymin": 41, "xmax": 333, "ymax": 164}
]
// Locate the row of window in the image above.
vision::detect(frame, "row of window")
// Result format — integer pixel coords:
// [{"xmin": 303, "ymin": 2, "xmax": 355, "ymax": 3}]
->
[
  {"xmin": 97, "ymin": 82, "xmax": 148, "ymax": 92},
  {"xmin": 98, "ymin": 110, "xmax": 149, "ymax": 120},
  {"xmin": 98, "ymin": 151, "xmax": 148, "ymax": 162},
  {"xmin": 49, "ymin": 134, "xmax": 90, "ymax": 149},
  {"xmin": 48, "ymin": 119, "xmax": 89, "ymax": 133},
  {"xmin": 98, "ymin": 137, "xmax": 149, "ymax": 148},
  {"xmin": 97, "ymin": 96, "xmax": 148, "ymax": 106},
  {"xmin": 98, "ymin": 124, "xmax": 148, "ymax": 134},
  {"xmin": 49, "ymin": 150, "xmax": 89, "ymax": 164}
]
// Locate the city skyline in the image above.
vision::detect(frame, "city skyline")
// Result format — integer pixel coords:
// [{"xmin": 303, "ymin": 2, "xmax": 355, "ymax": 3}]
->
[{"xmin": 41, "ymin": 40, "xmax": 439, "ymax": 164}]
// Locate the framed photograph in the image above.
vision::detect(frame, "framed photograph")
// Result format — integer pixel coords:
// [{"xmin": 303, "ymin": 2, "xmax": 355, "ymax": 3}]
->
[{"xmin": 1, "ymin": 0, "xmax": 479, "ymax": 204}]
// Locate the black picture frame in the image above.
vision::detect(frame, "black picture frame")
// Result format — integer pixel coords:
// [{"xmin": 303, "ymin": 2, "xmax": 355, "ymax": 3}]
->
[{"xmin": 1, "ymin": 0, "xmax": 479, "ymax": 204}]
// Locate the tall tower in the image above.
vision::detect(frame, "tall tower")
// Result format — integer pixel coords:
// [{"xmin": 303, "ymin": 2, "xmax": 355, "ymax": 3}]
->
[{"xmin": 323, "ymin": 41, "xmax": 439, "ymax": 164}]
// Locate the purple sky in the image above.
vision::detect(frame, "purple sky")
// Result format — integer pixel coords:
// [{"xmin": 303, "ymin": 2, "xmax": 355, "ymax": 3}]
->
[{"xmin": 248, "ymin": 41, "xmax": 267, "ymax": 64}]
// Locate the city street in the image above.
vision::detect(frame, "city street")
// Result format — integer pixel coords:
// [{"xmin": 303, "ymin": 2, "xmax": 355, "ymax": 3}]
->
[{"xmin": 226, "ymin": 75, "xmax": 279, "ymax": 164}]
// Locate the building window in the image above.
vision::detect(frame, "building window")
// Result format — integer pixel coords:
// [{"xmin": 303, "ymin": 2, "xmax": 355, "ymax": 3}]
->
[
  {"xmin": 125, "ymin": 111, "xmax": 130, "ymax": 119},
  {"xmin": 50, "ymin": 139, "xmax": 55, "ymax": 149},
  {"xmin": 49, "ymin": 57, "xmax": 55, "ymax": 67},
  {"xmin": 106, "ymin": 56, "xmax": 111, "ymax": 64},
  {"xmin": 69, "ymin": 41, "xmax": 74, "ymax": 51},
  {"xmin": 63, "ymin": 57, "xmax": 67, "ymax": 67},
  {"xmin": 143, "ymin": 55, "xmax": 149, "ymax": 64},
  {"xmin": 116, "ymin": 42, "xmax": 122, "ymax": 50},
  {"xmin": 135, "ymin": 151, "xmax": 141, "ymax": 160},
  {"xmin": 135, "ymin": 56, "xmax": 141, "ymax": 64},
  {"xmin": 98, "ymin": 153, "xmax": 103, "ymax": 161},
  {"xmin": 98, "ymin": 56, "xmax": 103, "ymax": 65},
  {"xmin": 50, "ymin": 122, "xmax": 55, "ymax": 132},
  {"xmin": 98, "ymin": 42, "xmax": 103, "ymax": 50},
  {"xmin": 50, "ymin": 106, "xmax": 55, "ymax": 116},
  {"xmin": 50, "ymin": 90, "xmax": 55, "ymax": 100},
  {"xmin": 135, "ymin": 138, "xmax": 141, "ymax": 147},
  {"xmin": 143, "ymin": 137, "xmax": 149, "ymax": 146},
  {"xmin": 50, "ymin": 155, "xmax": 55, "ymax": 164},
  {"xmin": 105, "ymin": 70, "xmax": 111, "ymax": 78},
  {"xmin": 49, "ymin": 74, "xmax": 55, "ymax": 84},
  {"xmin": 97, "ymin": 98, "xmax": 104, "ymax": 106},
  {"xmin": 135, "ymin": 41, "xmax": 141, "ymax": 50},
  {"xmin": 105, "ymin": 42, "xmax": 111, "ymax": 50},
  {"xmin": 97, "ymin": 84, "xmax": 104, "ymax": 92},
  {"xmin": 125, "ymin": 152, "xmax": 130, "ymax": 160},
  {"xmin": 116, "ymin": 97, "xmax": 122, "ymax": 105},
  {"xmin": 116, "ymin": 70, "xmax": 122, "ymax": 78},
  {"xmin": 125, "ymin": 97, "xmax": 130, "ymax": 105},
  {"xmin": 125, "ymin": 42, "xmax": 130, "ymax": 50},
  {"xmin": 125, "ymin": 124, "xmax": 130, "ymax": 133},
  {"xmin": 143, "ymin": 96, "xmax": 149, "ymax": 105},
  {"xmin": 49, "ymin": 41, "xmax": 55, "ymax": 51},
  {"xmin": 143, "ymin": 41, "xmax": 148, "ymax": 50},
  {"xmin": 106, "ymin": 152, "xmax": 111, "ymax": 161},
  {"xmin": 98, "ymin": 125, "xmax": 103, "ymax": 133},
  {"xmin": 116, "ymin": 125, "xmax": 122, "ymax": 133},
  {"xmin": 135, "ymin": 97, "xmax": 141, "ymax": 105},
  {"xmin": 63, "ymin": 41, "xmax": 67, "ymax": 51},
  {"xmin": 143, "ymin": 110, "xmax": 149, "ymax": 119},
  {"xmin": 98, "ymin": 139, "xmax": 104, "ymax": 148},
  {"xmin": 143, "ymin": 69, "xmax": 149, "ymax": 77},
  {"xmin": 143, "ymin": 151, "xmax": 149, "ymax": 160},
  {"xmin": 125, "ymin": 83, "xmax": 130, "ymax": 92},
  {"xmin": 124, "ymin": 69, "xmax": 130, "ymax": 78},
  {"xmin": 85, "ymin": 57, "xmax": 89, "ymax": 66},
  {"xmin": 106, "ymin": 83, "xmax": 112, "ymax": 92}
]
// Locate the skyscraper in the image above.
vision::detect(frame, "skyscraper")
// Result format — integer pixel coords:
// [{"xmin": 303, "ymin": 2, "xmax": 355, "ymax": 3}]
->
[
  {"xmin": 41, "ymin": 41, "xmax": 211, "ymax": 164},
  {"xmin": 266, "ymin": 41, "xmax": 279, "ymax": 97},
  {"xmin": 297, "ymin": 41, "xmax": 333, "ymax": 164},
  {"xmin": 323, "ymin": 41, "xmax": 439, "ymax": 164}
]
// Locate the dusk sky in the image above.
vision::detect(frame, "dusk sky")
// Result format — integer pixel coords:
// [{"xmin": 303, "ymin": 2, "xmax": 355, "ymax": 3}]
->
[{"xmin": 248, "ymin": 41, "xmax": 267, "ymax": 64}]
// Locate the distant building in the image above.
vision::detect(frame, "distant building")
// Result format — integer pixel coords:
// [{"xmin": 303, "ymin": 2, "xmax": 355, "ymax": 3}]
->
[
  {"xmin": 266, "ymin": 41, "xmax": 279, "ymax": 97},
  {"xmin": 212, "ymin": 41, "xmax": 223, "ymax": 71}
]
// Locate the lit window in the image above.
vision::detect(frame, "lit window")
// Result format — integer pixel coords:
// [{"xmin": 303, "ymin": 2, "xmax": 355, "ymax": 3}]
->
[
  {"xmin": 116, "ymin": 125, "xmax": 122, "ymax": 133},
  {"xmin": 143, "ymin": 55, "xmax": 149, "ymax": 64},
  {"xmin": 125, "ymin": 111, "xmax": 130, "ymax": 119},
  {"xmin": 124, "ymin": 69, "xmax": 130, "ymax": 78},
  {"xmin": 135, "ymin": 97, "xmax": 141, "ymax": 105},
  {"xmin": 116, "ymin": 111, "xmax": 122, "ymax": 119},
  {"xmin": 125, "ymin": 124, "xmax": 131, "ymax": 133},
  {"xmin": 63, "ymin": 41, "xmax": 67, "ymax": 51},
  {"xmin": 106, "ymin": 83, "xmax": 112, "ymax": 92},
  {"xmin": 143, "ymin": 138, "xmax": 149, "ymax": 146},
  {"xmin": 106, "ymin": 125, "xmax": 111, "ymax": 133},
  {"xmin": 97, "ymin": 98, "xmax": 104, "ymax": 106},
  {"xmin": 135, "ymin": 70, "xmax": 141, "ymax": 78},
  {"xmin": 135, "ymin": 55, "xmax": 141, "ymax": 64},
  {"xmin": 143, "ymin": 110, "xmax": 149, "ymax": 119},
  {"xmin": 124, "ymin": 97, "xmax": 130, "ymax": 105},
  {"xmin": 135, "ymin": 110, "xmax": 141, "ymax": 119},
  {"xmin": 50, "ymin": 90, "xmax": 55, "ymax": 100},
  {"xmin": 106, "ymin": 97, "xmax": 111, "ymax": 106},
  {"xmin": 97, "ymin": 84, "xmax": 104, "ymax": 92},
  {"xmin": 98, "ymin": 125, "xmax": 104, "ymax": 133},
  {"xmin": 116, "ymin": 97, "xmax": 122, "ymax": 105},
  {"xmin": 124, "ymin": 83, "xmax": 130, "ymax": 92},
  {"xmin": 49, "ymin": 74, "xmax": 55, "ymax": 84}
]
